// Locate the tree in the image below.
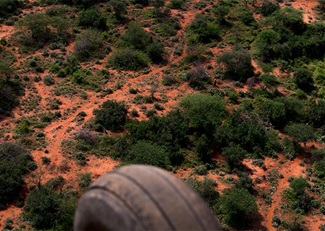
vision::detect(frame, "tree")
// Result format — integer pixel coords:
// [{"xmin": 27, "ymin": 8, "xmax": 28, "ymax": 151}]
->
[
  {"xmin": 284, "ymin": 123, "xmax": 314, "ymax": 146},
  {"xmin": 217, "ymin": 46, "xmax": 254, "ymax": 82},
  {"xmin": 184, "ymin": 177, "xmax": 219, "ymax": 208},
  {"xmin": 120, "ymin": 22, "xmax": 152, "ymax": 51},
  {"xmin": 253, "ymin": 29, "xmax": 280, "ymax": 62},
  {"xmin": 23, "ymin": 187, "xmax": 77, "ymax": 230},
  {"xmin": 219, "ymin": 187, "xmax": 258, "ymax": 228},
  {"xmin": 290, "ymin": 177, "xmax": 308, "ymax": 196},
  {"xmin": 294, "ymin": 68, "xmax": 314, "ymax": 93},
  {"xmin": 110, "ymin": 0, "xmax": 128, "ymax": 19},
  {"xmin": 0, "ymin": 142, "xmax": 34, "ymax": 210},
  {"xmin": 93, "ymin": 100, "xmax": 128, "ymax": 132},
  {"xmin": 74, "ymin": 30, "xmax": 103, "ymax": 61},
  {"xmin": 260, "ymin": 73, "xmax": 280, "ymax": 90},
  {"xmin": 146, "ymin": 41, "xmax": 165, "ymax": 63},
  {"xmin": 222, "ymin": 144, "xmax": 247, "ymax": 167},
  {"xmin": 179, "ymin": 94, "xmax": 226, "ymax": 136},
  {"xmin": 126, "ymin": 140, "xmax": 170, "ymax": 169},
  {"xmin": 254, "ymin": 97, "xmax": 287, "ymax": 129},
  {"xmin": 108, "ymin": 48, "xmax": 149, "ymax": 70},
  {"xmin": 78, "ymin": 8, "xmax": 107, "ymax": 30},
  {"xmin": 261, "ymin": 0, "xmax": 280, "ymax": 16}
]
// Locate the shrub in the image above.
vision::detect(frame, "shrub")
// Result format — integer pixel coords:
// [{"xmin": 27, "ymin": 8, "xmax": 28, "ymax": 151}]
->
[
  {"xmin": 108, "ymin": 48, "xmax": 149, "ymax": 70},
  {"xmin": 252, "ymin": 29, "xmax": 281, "ymax": 62},
  {"xmin": 294, "ymin": 68, "xmax": 315, "ymax": 93},
  {"xmin": 215, "ymin": 112, "xmax": 268, "ymax": 153},
  {"xmin": 125, "ymin": 140, "xmax": 170, "ymax": 169},
  {"xmin": 74, "ymin": 30, "xmax": 103, "ymax": 61},
  {"xmin": 119, "ymin": 22, "xmax": 151, "ymax": 51},
  {"xmin": 78, "ymin": 8, "xmax": 106, "ymax": 30},
  {"xmin": 43, "ymin": 75, "xmax": 55, "ymax": 86},
  {"xmin": 314, "ymin": 160, "xmax": 325, "ymax": 178},
  {"xmin": 93, "ymin": 100, "xmax": 128, "ymax": 131},
  {"xmin": 179, "ymin": 94, "xmax": 226, "ymax": 136},
  {"xmin": 284, "ymin": 123, "xmax": 314, "ymax": 145},
  {"xmin": 219, "ymin": 187, "xmax": 258, "ymax": 228},
  {"xmin": 184, "ymin": 177, "xmax": 219, "ymax": 208},
  {"xmin": 0, "ymin": 142, "xmax": 34, "ymax": 210},
  {"xmin": 290, "ymin": 176, "xmax": 307, "ymax": 196},
  {"xmin": 217, "ymin": 46, "xmax": 254, "ymax": 82},
  {"xmin": 261, "ymin": 0, "xmax": 280, "ymax": 16},
  {"xmin": 146, "ymin": 41, "xmax": 165, "ymax": 63},
  {"xmin": 23, "ymin": 187, "xmax": 77, "ymax": 230},
  {"xmin": 78, "ymin": 173, "xmax": 92, "ymax": 192},
  {"xmin": 0, "ymin": 0, "xmax": 23, "ymax": 18},
  {"xmin": 187, "ymin": 14, "xmax": 220, "ymax": 44},
  {"xmin": 222, "ymin": 144, "xmax": 247, "ymax": 167}
]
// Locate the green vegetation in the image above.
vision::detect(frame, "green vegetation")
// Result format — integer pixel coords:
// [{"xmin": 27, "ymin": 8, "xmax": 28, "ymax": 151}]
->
[
  {"xmin": 0, "ymin": 142, "xmax": 35, "ymax": 210},
  {"xmin": 23, "ymin": 187, "xmax": 77, "ymax": 230},
  {"xmin": 217, "ymin": 46, "xmax": 254, "ymax": 82},
  {"xmin": 93, "ymin": 100, "xmax": 128, "ymax": 132},
  {"xmin": 1, "ymin": 0, "xmax": 325, "ymax": 229},
  {"xmin": 218, "ymin": 187, "xmax": 257, "ymax": 228}
]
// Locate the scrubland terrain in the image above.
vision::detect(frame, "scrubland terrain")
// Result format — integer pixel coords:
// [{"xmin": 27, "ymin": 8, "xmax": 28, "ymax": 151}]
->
[{"xmin": 0, "ymin": 0, "xmax": 324, "ymax": 230}]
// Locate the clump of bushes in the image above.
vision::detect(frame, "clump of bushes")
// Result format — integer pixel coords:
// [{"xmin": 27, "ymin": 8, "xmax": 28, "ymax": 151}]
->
[
  {"xmin": 93, "ymin": 100, "xmax": 128, "ymax": 131},
  {"xmin": 0, "ymin": 142, "xmax": 35, "ymax": 210},
  {"xmin": 74, "ymin": 30, "xmax": 104, "ymax": 61},
  {"xmin": 78, "ymin": 8, "xmax": 107, "ymax": 30},
  {"xmin": 108, "ymin": 48, "xmax": 149, "ymax": 70}
]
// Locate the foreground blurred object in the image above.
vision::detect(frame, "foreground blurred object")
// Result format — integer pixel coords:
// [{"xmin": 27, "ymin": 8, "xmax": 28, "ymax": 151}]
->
[{"xmin": 74, "ymin": 165, "xmax": 221, "ymax": 230}]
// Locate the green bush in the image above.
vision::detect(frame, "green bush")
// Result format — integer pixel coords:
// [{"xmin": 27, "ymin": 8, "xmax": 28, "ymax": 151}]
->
[
  {"xmin": 0, "ymin": 142, "xmax": 34, "ymax": 210},
  {"xmin": 125, "ymin": 140, "xmax": 170, "ymax": 169},
  {"xmin": 261, "ymin": 0, "xmax": 280, "ymax": 16},
  {"xmin": 93, "ymin": 100, "xmax": 128, "ymax": 131},
  {"xmin": 146, "ymin": 41, "xmax": 165, "ymax": 63},
  {"xmin": 126, "ymin": 110, "xmax": 189, "ymax": 163},
  {"xmin": 0, "ymin": 0, "xmax": 23, "ymax": 18},
  {"xmin": 78, "ymin": 173, "xmax": 92, "ymax": 192},
  {"xmin": 218, "ymin": 187, "xmax": 258, "ymax": 228},
  {"xmin": 253, "ymin": 97, "xmax": 287, "ymax": 129},
  {"xmin": 74, "ymin": 30, "xmax": 104, "ymax": 61},
  {"xmin": 215, "ymin": 111, "xmax": 268, "ymax": 153},
  {"xmin": 179, "ymin": 94, "xmax": 226, "ymax": 136},
  {"xmin": 284, "ymin": 123, "xmax": 314, "ymax": 144},
  {"xmin": 16, "ymin": 13, "xmax": 70, "ymax": 48},
  {"xmin": 217, "ymin": 46, "xmax": 254, "ymax": 82},
  {"xmin": 187, "ymin": 14, "xmax": 220, "ymax": 44},
  {"xmin": 23, "ymin": 187, "xmax": 77, "ymax": 230},
  {"xmin": 0, "ymin": 76, "xmax": 23, "ymax": 114},
  {"xmin": 78, "ymin": 8, "xmax": 107, "ymax": 30},
  {"xmin": 184, "ymin": 177, "xmax": 219, "ymax": 208},
  {"xmin": 294, "ymin": 68, "xmax": 315, "ymax": 93},
  {"xmin": 222, "ymin": 144, "xmax": 247, "ymax": 167},
  {"xmin": 43, "ymin": 75, "xmax": 55, "ymax": 86},
  {"xmin": 119, "ymin": 22, "xmax": 151, "ymax": 51},
  {"xmin": 314, "ymin": 160, "xmax": 325, "ymax": 178},
  {"xmin": 108, "ymin": 48, "xmax": 149, "ymax": 70}
]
